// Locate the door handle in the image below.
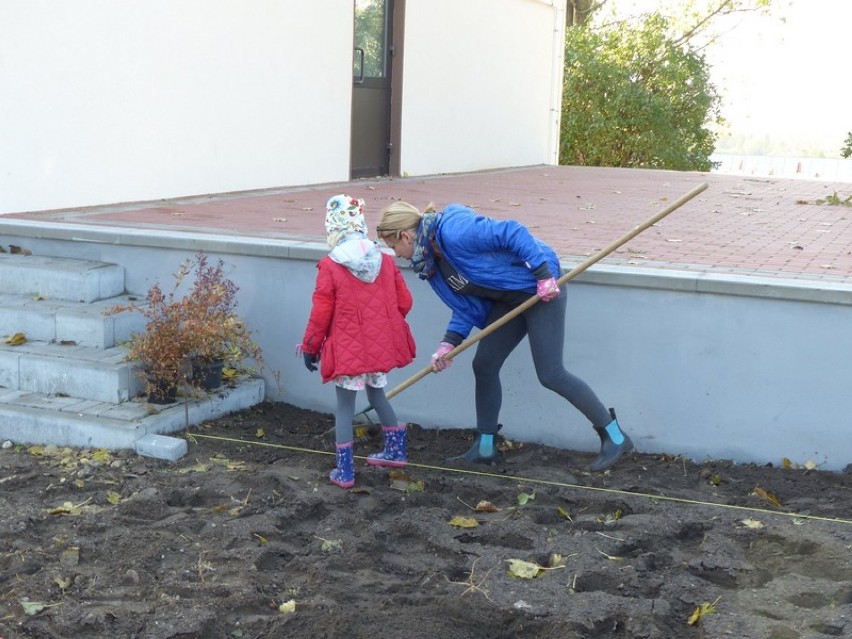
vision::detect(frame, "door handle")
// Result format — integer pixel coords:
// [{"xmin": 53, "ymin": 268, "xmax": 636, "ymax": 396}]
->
[{"xmin": 354, "ymin": 47, "xmax": 365, "ymax": 84}]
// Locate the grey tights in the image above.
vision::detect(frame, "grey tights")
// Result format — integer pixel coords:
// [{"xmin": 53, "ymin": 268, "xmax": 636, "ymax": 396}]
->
[
  {"xmin": 471, "ymin": 291, "xmax": 611, "ymax": 433},
  {"xmin": 335, "ymin": 384, "xmax": 398, "ymax": 444}
]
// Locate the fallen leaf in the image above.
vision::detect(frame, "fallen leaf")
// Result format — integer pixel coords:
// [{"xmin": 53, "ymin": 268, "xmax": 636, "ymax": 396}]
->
[
  {"xmin": 278, "ymin": 599, "xmax": 296, "ymax": 614},
  {"xmin": 517, "ymin": 492, "xmax": 535, "ymax": 506},
  {"xmin": 91, "ymin": 449, "xmax": 112, "ymax": 464},
  {"xmin": 556, "ymin": 506, "xmax": 572, "ymax": 521},
  {"xmin": 54, "ymin": 576, "xmax": 72, "ymax": 590},
  {"xmin": 177, "ymin": 462, "xmax": 210, "ymax": 474},
  {"xmin": 474, "ymin": 500, "xmax": 500, "ymax": 513},
  {"xmin": 548, "ymin": 553, "xmax": 566, "ymax": 568},
  {"xmin": 106, "ymin": 491, "xmax": 121, "ymax": 505},
  {"xmin": 449, "ymin": 516, "xmax": 479, "ymax": 528},
  {"xmin": 506, "ymin": 559, "xmax": 542, "ymax": 579},
  {"xmin": 687, "ymin": 597, "xmax": 720, "ymax": 626},
  {"xmin": 388, "ymin": 469, "xmax": 424, "ymax": 492},
  {"xmin": 3, "ymin": 332, "xmax": 27, "ymax": 346},
  {"xmin": 741, "ymin": 518, "xmax": 764, "ymax": 529},
  {"xmin": 751, "ymin": 486, "xmax": 782, "ymax": 507},
  {"xmin": 20, "ymin": 600, "xmax": 48, "ymax": 615},
  {"xmin": 319, "ymin": 538, "xmax": 343, "ymax": 554},
  {"xmin": 48, "ymin": 501, "xmax": 83, "ymax": 516}
]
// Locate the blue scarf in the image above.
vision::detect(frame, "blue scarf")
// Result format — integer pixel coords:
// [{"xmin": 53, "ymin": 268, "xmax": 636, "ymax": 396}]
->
[{"xmin": 410, "ymin": 212, "xmax": 440, "ymax": 280}]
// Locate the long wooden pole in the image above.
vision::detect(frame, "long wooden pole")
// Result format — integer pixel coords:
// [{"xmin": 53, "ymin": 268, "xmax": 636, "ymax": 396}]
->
[{"xmin": 358, "ymin": 181, "xmax": 708, "ymax": 416}]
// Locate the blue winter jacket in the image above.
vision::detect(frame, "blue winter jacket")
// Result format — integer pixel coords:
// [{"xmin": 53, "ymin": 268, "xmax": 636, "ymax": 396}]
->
[{"xmin": 425, "ymin": 204, "xmax": 561, "ymax": 340}]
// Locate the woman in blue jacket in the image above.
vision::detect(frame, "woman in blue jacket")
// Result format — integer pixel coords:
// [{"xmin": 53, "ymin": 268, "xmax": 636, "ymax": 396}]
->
[{"xmin": 376, "ymin": 201, "xmax": 632, "ymax": 472}]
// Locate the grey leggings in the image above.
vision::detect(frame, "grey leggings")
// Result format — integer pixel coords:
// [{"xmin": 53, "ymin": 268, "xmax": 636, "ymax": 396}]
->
[
  {"xmin": 471, "ymin": 289, "xmax": 611, "ymax": 433},
  {"xmin": 334, "ymin": 384, "xmax": 398, "ymax": 444}
]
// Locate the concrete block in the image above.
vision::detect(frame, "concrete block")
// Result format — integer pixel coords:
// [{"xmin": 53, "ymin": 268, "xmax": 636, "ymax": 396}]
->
[
  {"xmin": 0, "ymin": 254, "xmax": 125, "ymax": 302},
  {"xmin": 135, "ymin": 433, "xmax": 187, "ymax": 461}
]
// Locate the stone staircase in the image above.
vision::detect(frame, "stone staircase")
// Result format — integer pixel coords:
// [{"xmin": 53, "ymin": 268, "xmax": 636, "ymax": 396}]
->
[{"xmin": 0, "ymin": 252, "xmax": 265, "ymax": 459}]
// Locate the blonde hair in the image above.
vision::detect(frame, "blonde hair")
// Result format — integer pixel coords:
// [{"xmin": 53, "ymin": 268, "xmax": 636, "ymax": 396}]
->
[{"xmin": 376, "ymin": 201, "xmax": 436, "ymax": 241}]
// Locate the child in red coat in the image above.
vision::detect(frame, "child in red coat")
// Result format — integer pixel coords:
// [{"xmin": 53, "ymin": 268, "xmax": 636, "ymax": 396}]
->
[{"xmin": 300, "ymin": 195, "xmax": 416, "ymax": 488}]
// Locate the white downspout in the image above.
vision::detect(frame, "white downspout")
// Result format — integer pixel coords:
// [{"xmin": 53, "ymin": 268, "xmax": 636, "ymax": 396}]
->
[{"xmin": 547, "ymin": 0, "xmax": 567, "ymax": 166}]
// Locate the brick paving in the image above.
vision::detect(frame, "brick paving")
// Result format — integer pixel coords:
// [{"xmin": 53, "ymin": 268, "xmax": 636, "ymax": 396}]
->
[{"xmin": 6, "ymin": 165, "xmax": 852, "ymax": 283}]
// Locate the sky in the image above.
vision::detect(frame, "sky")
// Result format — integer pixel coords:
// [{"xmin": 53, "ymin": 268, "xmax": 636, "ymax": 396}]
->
[{"xmin": 605, "ymin": 0, "xmax": 850, "ymax": 157}]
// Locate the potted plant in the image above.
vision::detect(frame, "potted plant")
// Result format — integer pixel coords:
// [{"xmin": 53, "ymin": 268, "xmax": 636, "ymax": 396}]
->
[
  {"xmin": 107, "ymin": 253, "xmax": 263, "ymax": 401},
  {"xmin": 109, "ymin": 280, "xmax": 193, "ymax": 404},
  {"xmin": 180, "ymin": 253, "xmax": 264, "ymax": 390}
]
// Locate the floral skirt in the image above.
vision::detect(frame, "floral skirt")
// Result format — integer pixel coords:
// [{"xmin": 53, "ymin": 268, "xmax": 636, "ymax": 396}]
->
[{"xmin": 333, "ymin": 372, "xmax": 388, "ymax": 391}]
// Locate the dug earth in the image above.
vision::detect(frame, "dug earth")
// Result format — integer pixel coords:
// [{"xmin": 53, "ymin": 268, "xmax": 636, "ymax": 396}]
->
[{"xmin": 1, "ymin": 401, "xmax": 850, "ymax": 638}]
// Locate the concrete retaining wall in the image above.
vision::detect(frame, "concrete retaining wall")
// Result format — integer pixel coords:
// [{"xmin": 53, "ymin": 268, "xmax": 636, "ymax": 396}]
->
[{"xmin": 2, "ymin": 219, "xmax": 850, "ymax": 470}]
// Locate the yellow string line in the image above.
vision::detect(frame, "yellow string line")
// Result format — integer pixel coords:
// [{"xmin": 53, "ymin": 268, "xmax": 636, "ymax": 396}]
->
[{"xmin": 188, "ymin": 432, "xmax": 852, "ymax": 526}]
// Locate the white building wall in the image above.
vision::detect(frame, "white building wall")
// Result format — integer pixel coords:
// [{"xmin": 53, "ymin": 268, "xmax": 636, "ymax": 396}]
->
[
  {"xmin": 0, "ymin": 0, "xmax": 353, "ymax": 214},
  {"xmin": 0, "ymin": 0, "xmax": 566, "ymax": 215},
  {"xmin": 399, "ymin": 0, "xmax": 565, "ymax": 176}
]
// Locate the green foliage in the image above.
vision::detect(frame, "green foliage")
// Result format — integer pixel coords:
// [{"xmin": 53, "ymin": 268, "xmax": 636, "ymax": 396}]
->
[
  {"xmin": 842, "ymin": 132, "xmax": 852, "ymax": 160},
  {"xmin": 560, "ymin": 13, "xmax": 721, "ymax": 171},
  {"xmin": 815, "ymin": 192, "xmax": 852, "ymax": 207},
  {"xmin": 354, "ymin": 1, "xmax": 386, "ymax": 79}
]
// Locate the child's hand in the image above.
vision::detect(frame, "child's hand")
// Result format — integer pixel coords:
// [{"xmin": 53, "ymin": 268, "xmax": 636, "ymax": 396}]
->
[
  {"xmin": 295, "ymin": 344, "xmax": 318, "ymax": 372},
  {"xmin": 303, "ymin": 352, "xmax": 318, "ymax": 372}
]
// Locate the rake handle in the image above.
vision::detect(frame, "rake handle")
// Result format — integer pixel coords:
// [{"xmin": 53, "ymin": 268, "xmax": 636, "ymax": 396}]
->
[{"xmin": 373, "ymin": 182, "xmax": 709, "ymax": 406}]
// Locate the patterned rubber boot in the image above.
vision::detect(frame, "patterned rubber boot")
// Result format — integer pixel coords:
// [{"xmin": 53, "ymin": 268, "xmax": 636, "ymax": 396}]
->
[
  {"xmin": 590, "ymin": 408, "xmax": 634, "ymax": 472},
  {"xmin": 366, "ymin": 425, "xmax": 407, "ymax": 467},
  {"xmin": 329, "ymin": 441, "xmax": 355, "ymax": 488}
]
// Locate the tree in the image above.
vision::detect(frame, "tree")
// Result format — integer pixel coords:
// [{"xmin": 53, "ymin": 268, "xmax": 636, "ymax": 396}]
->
[
  {"xmin": 842, "ymin": 133, "xmax": 852, "ymax": 160},
  {"xmin": 566, "ymin": 0, "xmax": 599, "ymax": 27},
  {"xmin": 560, "ymin": 1, "xmax": 776, "ymax": 170},
  {"xmin": 561, "ymin": 13, "xmax": 720, "ymax": 171}
]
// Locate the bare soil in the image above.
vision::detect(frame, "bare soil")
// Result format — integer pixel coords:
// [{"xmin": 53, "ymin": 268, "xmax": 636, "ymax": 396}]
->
[{"xmin": 2, "ymin": 401, "xmax": 851, "ymax": 639}]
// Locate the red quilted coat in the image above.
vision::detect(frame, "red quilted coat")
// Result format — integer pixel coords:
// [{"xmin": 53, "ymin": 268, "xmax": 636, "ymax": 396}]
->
[{"xmin": 301, "ymin": 253, "xmax": 416, "ymax": 383}]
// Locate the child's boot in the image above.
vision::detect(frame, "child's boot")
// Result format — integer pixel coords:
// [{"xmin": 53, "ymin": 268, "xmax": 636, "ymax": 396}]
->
[
  {"xmin": 367, "ymin": 425, "xmax": 407, "ymax": 467},
  {"xmin": 590, "ymin": 408, "xmax": 634, "ymax": 472},
  {"xmin": 330, "ymin": 441, "xmax": 355, "ymax": 488}
]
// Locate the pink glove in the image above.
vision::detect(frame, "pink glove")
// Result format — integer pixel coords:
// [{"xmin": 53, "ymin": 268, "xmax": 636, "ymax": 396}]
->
[
  {"xmin": 536, "ymin": 277, "xmax": 560, "ymax": 302},
  {"xmin": 430, "ymin": 342, "xmax": 455, "ymax": 372}
]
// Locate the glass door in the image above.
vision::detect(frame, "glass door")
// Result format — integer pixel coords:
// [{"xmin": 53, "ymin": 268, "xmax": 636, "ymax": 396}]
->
[{"xmin": 351, "ymin": 0, "xmax": 392, "ymax": 178}]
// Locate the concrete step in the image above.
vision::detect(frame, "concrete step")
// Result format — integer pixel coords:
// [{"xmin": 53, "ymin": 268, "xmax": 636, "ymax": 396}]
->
[
  {"xmin": 0, "ymin": 378, "xmax": 266, "ymax": 457},
  {"xmin": 0, "ymin": 292, "xmax": 147, "ymax": 349},
  {"xmin": 0, "ymin": 339, "xmax": 143, "ymax": 403},
  {"xmin": 0, "ymin": 253, "xmax": 125, "ymax": 302}
]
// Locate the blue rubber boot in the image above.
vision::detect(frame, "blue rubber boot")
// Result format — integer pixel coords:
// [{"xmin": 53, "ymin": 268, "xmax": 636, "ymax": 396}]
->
[
  {"xmin": 330, "ymin": 441, "xmax": 355, "ymax": 488},
  {"xmin": 590, "ymin": 408, "xmax": 634, "ymax": 472},
  {"xmin": 367, "ymin": 425, "xmax": 407, "ymax": 468},
  {"xmin": 450, "ymin": 426, "xmax": 501, "ymax": 464}
]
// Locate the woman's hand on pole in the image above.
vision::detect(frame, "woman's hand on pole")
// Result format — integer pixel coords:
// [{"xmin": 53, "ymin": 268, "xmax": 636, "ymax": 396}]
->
[
  {"xmin": 430, "ymin": 342, "xmax": 454, "ymax": 372},
  {"xmin": 536, "ymin": 277, "xmax": 560, "ymax": 302}
]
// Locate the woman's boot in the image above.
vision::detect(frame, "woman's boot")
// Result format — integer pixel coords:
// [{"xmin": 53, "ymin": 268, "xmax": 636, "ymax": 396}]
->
[
  {"xmin": 449, "ymin": 425, "xmax": 502, "ymax": 464},
  {"xmin": 330, "ymin": 441, "xmax": 355, "ymax": 488},
  {"xmin": 590, "ymin": 408, "xmax": 634, "ymax": 472},
  {"xmin": 366, "ymin": 425, "xmax": 407, "ymax": 467}
]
